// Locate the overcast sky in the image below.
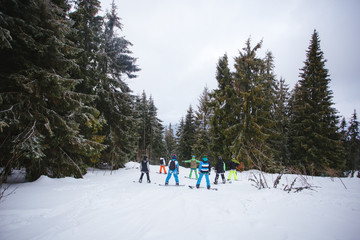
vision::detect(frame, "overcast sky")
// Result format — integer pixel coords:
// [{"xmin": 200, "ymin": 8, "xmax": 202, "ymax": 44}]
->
[{"xmin": 100, "ymin": 0, "xmax": 360, "ymax": 126}]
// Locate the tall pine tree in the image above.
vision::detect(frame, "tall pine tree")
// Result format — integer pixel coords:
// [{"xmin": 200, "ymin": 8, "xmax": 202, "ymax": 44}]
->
[
  {"xmin": 288, "ymin": 30, "xmax": 344, "ymax": 175},
  {"xmin": 177, "ymin": 106, "xmax": 196, "ymax": 162},
  {"xmin": 346, "ymin": 110, "xmax": 360, "ymax": 176},
  {"xmin": 164, "ymin": 123, "xmax": 176, "ymax": 160},
  {"xmin": 209, "ymin": 54, "xmax": 236, "ymax": 161},
  {"xmin": 231, "ymin": 39, "xmax": 279, "ymax": 172},
  {"xmin": 95, "ymin": 1, "xmax": 140, "ymax": 168},
  {"xmin": 0, "ymin": 0, "xmax": 104, "ymax": 181},
  {"xmin": 194, "ymin": 87, "xmax": 212, "ymax": 159}
]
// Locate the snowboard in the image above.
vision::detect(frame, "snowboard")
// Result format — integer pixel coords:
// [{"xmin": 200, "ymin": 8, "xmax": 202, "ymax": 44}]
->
[
  {"xmin": 158, "ymin": 184, "xmax": 185, "ymax": 187},
  {"xmin": 188, "ymin": 185, "xmax": 218, "ymax": 191}
]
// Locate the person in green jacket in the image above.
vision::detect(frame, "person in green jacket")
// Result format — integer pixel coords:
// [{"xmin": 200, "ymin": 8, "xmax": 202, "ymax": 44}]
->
[
  {"xmin": 184, "ymin": 155, "xmax": 201, "ymax": 179},
  {"xmin": 228, "ymin": 155, "xmax": 240, "ymax": 181}
]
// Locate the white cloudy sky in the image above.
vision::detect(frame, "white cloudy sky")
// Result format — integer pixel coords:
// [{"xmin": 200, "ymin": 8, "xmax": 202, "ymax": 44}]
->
[{"xmin": 100, "ymin": 0, "xmax": 360, "ymax": 125}]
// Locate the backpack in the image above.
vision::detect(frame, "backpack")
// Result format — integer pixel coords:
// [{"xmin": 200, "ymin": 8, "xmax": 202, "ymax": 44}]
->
[{"xmin": 169, "ymin": 160, "xmax": 176, "ymax": 171}]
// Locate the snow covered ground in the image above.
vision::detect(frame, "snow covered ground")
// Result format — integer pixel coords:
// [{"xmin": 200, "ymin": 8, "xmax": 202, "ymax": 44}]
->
[{"xmin": 0, "ymin": 162, "xmax": 359, "ymax": 240}]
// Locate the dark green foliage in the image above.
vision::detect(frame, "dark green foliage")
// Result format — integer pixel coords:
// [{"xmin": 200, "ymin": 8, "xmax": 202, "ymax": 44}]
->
[
  {"xmin": 345, "ymin": 110, "xmax": 360, "ymax": 175},
  {"xmin": 135, "ymin": 92, "xmax": 163, "ymax": 163},
  {"xmin": 70, "ymin": 0, "xmax": 140, "ymax": 168},
  {"xmin": 194, "ymin": 87, "xmax": 212, "ymax": 159},
  {"xmin": 176, "ymin": 106, "xmax": 196, "ymax": 162},
  {"xmin": 271, "ymin": 78, "xmax": 291, "ymax": 166},
  {"xmin": 209, "ymin": 54, "xmax": 236, "ymax": 161},
  {"xmin": 164, "ymin": 123, "xmax": 176, "ymax": 160},
  {"xmin": 231, "ymin": 39, "xmax": 280, "ymax": 172},
  {"xmin": 0, "ymin": 0, "xmax": 105, "ymax": 181},
  {"xmin": 288, "ymin": 30, "xmax": 344, "ymax": 175}
]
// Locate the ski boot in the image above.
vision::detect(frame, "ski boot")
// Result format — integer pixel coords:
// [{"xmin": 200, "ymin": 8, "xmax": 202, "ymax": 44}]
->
[
  {"xmin": 139, "ymin": 179, "xmax": 142, "ymax": 183},
  {"xmin": 207, "ymin": 185, "xmax": 210, "ymax": 189},
  {"xmin": 165, "ymin": 182, "xmax": 168, "ymax": 186},
  {"xmin": 196, "ymin": 184, "xmax": 200, "ymax": 189},
  {"xmin": 214, "ymin": 180, "xmax": 218, "ymax": 185},
  {"xmin": 176, "ymin": 182, "xmax": 179, "ymax": 186},
  {"xmin": 147, "ymin": 180, "xmax": 151, "ymax": 183}
]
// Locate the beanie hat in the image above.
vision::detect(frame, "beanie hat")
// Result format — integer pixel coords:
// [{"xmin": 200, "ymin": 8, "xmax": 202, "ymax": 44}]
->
[
  {"xmin": 172, "ymin": 154, "xmax": 177, "ymax": 160},
  {"xmin": 203, "ymin": 155, "xmax": 208, "ymax": 161}
]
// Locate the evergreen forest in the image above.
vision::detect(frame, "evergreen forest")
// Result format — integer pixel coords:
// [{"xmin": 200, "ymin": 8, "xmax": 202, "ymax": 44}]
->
[{"xmin": 1, "ymin": 0, "xmax": 359, "ymax": 183}]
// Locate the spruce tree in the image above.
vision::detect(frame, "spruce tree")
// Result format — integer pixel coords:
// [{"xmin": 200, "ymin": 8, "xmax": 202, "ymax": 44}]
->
[
  {"xmin": 95, "ymin": 1, "xmax": 140, "ymax": 168},
  {"xmin": 346, "ymin": 110, "xmax": 360, "ymax": 175},
  {"xmin": 176, "ymin": 106, "xmax": 196, "ymax": 162},
  {"xmin": 176, "ymin": 117, "xmax": 185, "ymax": 162},
  {"xmin": 272, "ymin": 78, "xmax": 290, "ymax": 166},
  {"xmin": 194, "ymin": 87, "xmax": 212, "ymax": 159},
  {"xmin": 70, "ymin": 0, "xmax": 140, "ymax": 168},
  {"xmin": 135, "ymin": 92, "xmax": 163, "ymax": 162},
  {"xmin": 209, "ymin": 54, "xmax": 236, "ymax": 161},
  {"xmin": 231, "ymin": 39, "xmax": 279, "ymax": 172},
  {"xmin": 164, "ymin": 123, "xmax": 176, "ymax": 160},
  {"xmin": 288, "ymin": 30, "xmax": 344, "ymax": 175},
  {"xmin": 0, "ymin": 0, "xmax": 104, "ymax": 180},
  {"xmin": 183, "ymin": 106, "xmax": 196, "ymax": 160}
]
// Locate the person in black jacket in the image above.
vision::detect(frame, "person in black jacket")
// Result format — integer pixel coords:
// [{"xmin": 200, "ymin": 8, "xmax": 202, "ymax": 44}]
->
[
  {"xmin": 214, "ymin": 156, "xmax": 226, "ymax": 184},
  {"xmin": 139, "ymin": 156, "xmax": 151, "ymax": 183}
]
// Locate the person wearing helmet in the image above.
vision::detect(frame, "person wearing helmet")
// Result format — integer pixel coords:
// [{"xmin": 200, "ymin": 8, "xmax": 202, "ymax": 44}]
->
[
  {"xmin": 184, "ymin": 155, "xmax": 201, "ymax": 179},
  {"xmin": 196, "ymin": 155, "xmax": 211, "ymax": 189},
  {"xmin": 165, "ymin": 154, "xmax": 180, "ymax": 185},
  {"xmin": 214, "ymin": 156, "xmax": 226, "ymax": 184}
]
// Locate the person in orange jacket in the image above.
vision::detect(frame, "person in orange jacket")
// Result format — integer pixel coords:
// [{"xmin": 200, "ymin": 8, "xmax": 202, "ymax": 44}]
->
[{"xmin": 159, "ymin": 157, "xmax": 167, "ymax": 174}]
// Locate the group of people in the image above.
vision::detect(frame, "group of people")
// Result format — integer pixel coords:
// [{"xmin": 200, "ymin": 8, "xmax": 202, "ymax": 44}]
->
[{"xmin": 138, "ymin": 154, "xmax": 242, "ymax": 189}]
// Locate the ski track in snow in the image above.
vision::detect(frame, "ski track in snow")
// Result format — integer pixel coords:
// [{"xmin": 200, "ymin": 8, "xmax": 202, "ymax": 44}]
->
[{"xmin": 0, "ymin": 162, "xmax": 359, "ymax": 240}]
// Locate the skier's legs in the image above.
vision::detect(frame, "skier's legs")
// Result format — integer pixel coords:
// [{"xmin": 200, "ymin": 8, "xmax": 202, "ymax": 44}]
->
[
  {"xmin": 146, "ymin": 172, "xmax": 150, "ymax": 182},
  {"xmin": 214, "ymin": 173, "xmax": 219, "ymax": 184},
  {"xmin": 165, "ymin": 172, "xmax": 172, "ymax": 183},
  {"xmin": 174, "ymin": 173, "xmax": 179, "ymax": 183},
  {"xmin": 221, "ymin": 173, "xmax": 226, "ymax": 183},
  {"xmin": 234, "ymin": 171, "xmax": 238, "ymax": 180},
  {"xmin": 189, "ymin": 169, "xmax": 193, "ymax": 178},
  {"xmin": 227, "ymin": 170, "xmax": 233, "ymax": 180},
  {"xmin": 196, "ymin": 173, "xmax": 204, "ymax": 186},
  {"xmin": 205, "ymin": 174, "xmax": 210, "ymax": 187}
]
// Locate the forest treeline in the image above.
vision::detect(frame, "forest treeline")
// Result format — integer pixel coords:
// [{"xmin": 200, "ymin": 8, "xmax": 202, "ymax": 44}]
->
[
  {"xmin": 171, "ymin": 34, "xmax": 359, "ymax": 177},
  {"xmin": 0, "ymin": 0, "xmax": 164, "ymax": 181},
  {"xmin": 0, "ymin": 0, "xmax": 359, "ymax": 182}
]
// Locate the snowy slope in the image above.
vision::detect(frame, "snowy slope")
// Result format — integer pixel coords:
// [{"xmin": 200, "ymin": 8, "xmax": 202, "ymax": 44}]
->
[{"xmin": 0, "ymin": 162, "xmax": 359, "ymax": 240}]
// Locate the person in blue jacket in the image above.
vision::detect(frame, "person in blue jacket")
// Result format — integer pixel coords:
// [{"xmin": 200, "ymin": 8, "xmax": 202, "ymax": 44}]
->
[
  {"xmin": 196, "ymin": 155, "xmax": 211, "ymax": 189},
  {"xmin": 165, "ymin": 154, "xmax": 180, "ymax": 185}
]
